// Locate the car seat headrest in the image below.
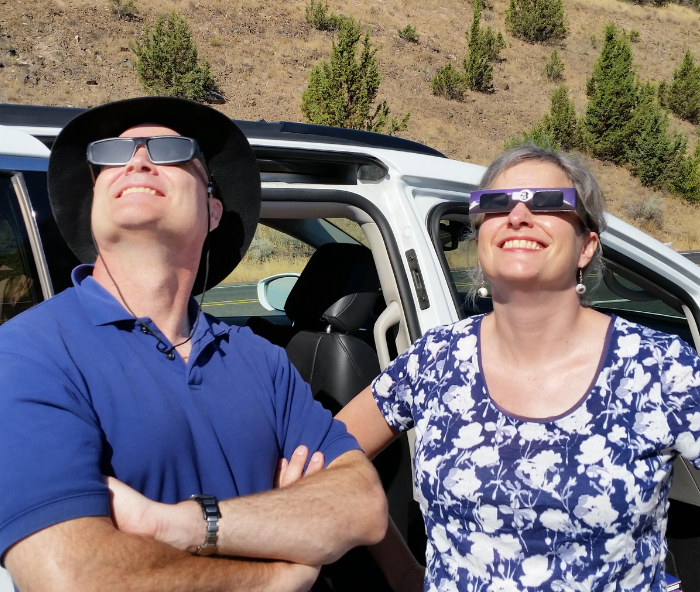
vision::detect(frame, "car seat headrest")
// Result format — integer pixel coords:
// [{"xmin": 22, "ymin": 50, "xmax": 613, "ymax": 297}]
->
[{"xmin": 284, "ymin": 243, "xmax": 380, "ymax": 332}]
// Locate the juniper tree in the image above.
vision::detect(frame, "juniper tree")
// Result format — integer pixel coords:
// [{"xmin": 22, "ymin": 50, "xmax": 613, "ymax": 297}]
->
[
  {"xmin": 505, "ymin": 85, "xmax": 580, "ymax": 150},
  {"xmin": 431, "ymin": 62, "xmax": 467, "ymax": 101},
  {"xmin": 665, "ymin": 137, "xmax": 700, "ymax": 203},
  {"xmin": 505, "ymin": 0, "xmax": 567, "ymax": 44},
  {"xmin": 398, "ymin": 24, "xmax": 419, "ymax": 42},
  {"xmin": 464, "ymin": 0, "xmax": 504, "ymax": 92},
  {"xmin": 668, "ymin": 50, "xmax": 700, "ymax": 124},
  {"xmin": 626, "ymin": 84, "xmax": 672, "ymax": 187},
  {"xmin": 305, "ymin": 0, "xmax": 341, "ymax": 31},
  {"xmin": 132, "ymin": 12, "xmax": 214, "ymax": 101},
  {"xmin": 301, "ymin": 18, "xmax": 410, "ymax": 134},
  {"xmin": 539, "ymin": 85, "xmax": 581, "ymax": 150},
  {"xmin": 544, "ymin": 49, "xmax": 564, "ymax": 82},
  {"xmin": 582, "ymin": 23, "xmax": 638, "ymax": 162},
  {"xmin": 478, "ymin": 27, "xmax": 506, "ymax": 63},
  {"xmin": 110, "ymin": 0, "xmax": 138, "ymax": 21}
]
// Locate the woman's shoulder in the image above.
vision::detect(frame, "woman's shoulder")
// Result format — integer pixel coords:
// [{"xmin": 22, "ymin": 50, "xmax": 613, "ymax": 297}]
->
[
  {"xmin": 426, "ymin": 313, "xmax": 484, "ymax": 340},
  {"xmin": 610, "ymin": 315, "xmax": 699, "ymax": 365},
  {"xmin": 409, "ymin": 314, "xmax": 484, "ymax": 353}
]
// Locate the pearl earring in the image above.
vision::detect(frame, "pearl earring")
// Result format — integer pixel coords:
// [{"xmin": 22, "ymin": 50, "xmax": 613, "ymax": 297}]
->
[
  {"xmin": 575, "ymin": 269, "xmax": 587, "ymax": 295},
  {"xmin": 478, "ymin": 275, "xmax": 489, "ymax": 298}
]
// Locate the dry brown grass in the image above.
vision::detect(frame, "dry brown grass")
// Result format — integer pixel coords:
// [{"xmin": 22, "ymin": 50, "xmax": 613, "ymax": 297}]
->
[
  {"xmin": 1, "ymin": 0, "xmax": 699, "ymax": 246},
  {"xmin": 222, "ymin": 256, "xmax": 309, "ymax": 284}
]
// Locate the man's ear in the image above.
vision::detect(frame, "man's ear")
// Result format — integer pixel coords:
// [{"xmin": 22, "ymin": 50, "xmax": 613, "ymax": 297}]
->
[{"xmin": 208, "ymin": 197, "xmax": 224, "ymax": 231}]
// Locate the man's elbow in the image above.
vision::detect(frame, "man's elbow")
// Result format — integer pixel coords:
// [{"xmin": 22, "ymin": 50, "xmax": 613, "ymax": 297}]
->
[
  {"xmin": 365, "ymin": 478, "xmax": 389, "ymax": 545},
  {"xmin": 352, "ymin": 464, "xmax": 389, "ymax": 546}
]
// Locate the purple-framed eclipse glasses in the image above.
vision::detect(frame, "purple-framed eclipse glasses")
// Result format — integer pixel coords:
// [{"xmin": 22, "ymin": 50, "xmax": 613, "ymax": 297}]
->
[{"xmin": 469, "ymin": 188, "xmax": 591, "ymax": 228}]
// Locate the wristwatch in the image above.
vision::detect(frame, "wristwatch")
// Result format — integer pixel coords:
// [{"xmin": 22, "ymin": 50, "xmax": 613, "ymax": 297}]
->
[{"xmin": 188, "ymin": 494, "xmax": 221, "ymax": 556}]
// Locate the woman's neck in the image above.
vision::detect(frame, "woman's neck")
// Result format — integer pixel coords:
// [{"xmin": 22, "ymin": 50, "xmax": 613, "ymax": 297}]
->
[{"xmin": 484, "ymin": 288, "xmax": 597, "ymax": 364}]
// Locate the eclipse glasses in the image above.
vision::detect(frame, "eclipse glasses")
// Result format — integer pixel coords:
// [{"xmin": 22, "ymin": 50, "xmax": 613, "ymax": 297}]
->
[
  {"xmin": 87, "ymin": 136, "xmax": 210, "ymax": 175},
  {"xmin": 469, "ymin": 188, "xmax": 591, "ymax": 228}
]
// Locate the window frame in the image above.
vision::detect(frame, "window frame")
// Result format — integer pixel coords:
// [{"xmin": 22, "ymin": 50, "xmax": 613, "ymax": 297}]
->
[{"xmin": 9, "ymin": 172, "xmax": 54, "ymax": 300}]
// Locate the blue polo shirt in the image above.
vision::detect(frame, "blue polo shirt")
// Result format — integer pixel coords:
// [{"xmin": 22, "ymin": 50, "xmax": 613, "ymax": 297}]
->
[{"xmin": 0, "ymin": 265, "xmax": 360, "ymax": 560}]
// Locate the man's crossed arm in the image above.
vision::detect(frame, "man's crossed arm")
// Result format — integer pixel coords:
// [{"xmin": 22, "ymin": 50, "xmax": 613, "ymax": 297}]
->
[{"xmin": 4, "ymin": 448, "xmax": 387, "ymax": 592}]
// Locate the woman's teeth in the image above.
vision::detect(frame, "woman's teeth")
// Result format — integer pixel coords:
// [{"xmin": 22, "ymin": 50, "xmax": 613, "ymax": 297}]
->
[{"xmin": 502, "ymin": 240, "xmax": 543, "ymax": 250}]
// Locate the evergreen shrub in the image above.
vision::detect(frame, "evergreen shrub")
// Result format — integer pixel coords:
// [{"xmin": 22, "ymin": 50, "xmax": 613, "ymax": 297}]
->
[
  {"xmin": 505, "ymin": 0, "xmax": 567, "ymax": 44},
  {"xmin": 582, "ymin": 23, "xmax": 638, "ymax": 162},
  {"xmin": 626, "ymin": 84, "xmax": 673, "ymax": 187},
  {"xmin": 305, "ymin": 0, "xmax": 341, "ymax": 31},
  {"xmin": 668, "ymin": 50, "xmax": 700, "ymax": 124},
  {"xmin": 544, "ymin": 50, "xmax": 564, "ymax": 81},
  {"xmin": 464, "ymin": 0, "xmax": 504, "ymax": 93},
  {"xmin": 398, "ymin": 24, "xmax": 419, "ymax": 42},
  {"xmin": 110, "ymin": 0, "xmax": 138, "ymax": 21},
  {"xmin": 132, "ymin": 12, "xmax": 214, "ymax": 102},
  {"xmin": 506, "ymin": 85, "xmax": 580, "ymax": 150},
  {"xmin": 665, "ymin": 139, "xmax": 700, "ymax": 202},
  {"xmin": 620, "ymin": 0, "xmax": 698, "ymax": 8},
  {"xmin": 301, "ymin": 18, "xmax": 410, "ymax": 135},
  {"xmin": 431, "ymin": 63, "xmax": 467, "ymax": 101}
]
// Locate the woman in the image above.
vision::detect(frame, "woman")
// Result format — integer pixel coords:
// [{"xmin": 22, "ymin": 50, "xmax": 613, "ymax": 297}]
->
[{"xmin": 337, "ymin": 144, "xmax": 700, "ymax": 591}]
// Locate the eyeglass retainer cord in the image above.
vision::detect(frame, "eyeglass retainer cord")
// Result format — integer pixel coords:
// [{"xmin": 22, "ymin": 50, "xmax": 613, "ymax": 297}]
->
[{"xmin": 90, "ymin": 187, "xmax": 213, "ymax": 361}]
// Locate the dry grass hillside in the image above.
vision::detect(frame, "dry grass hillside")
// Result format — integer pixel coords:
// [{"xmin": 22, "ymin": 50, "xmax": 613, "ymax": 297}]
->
[{"xmin": 1, "ymin": 0, "xmax": 699, "ymax": 248}]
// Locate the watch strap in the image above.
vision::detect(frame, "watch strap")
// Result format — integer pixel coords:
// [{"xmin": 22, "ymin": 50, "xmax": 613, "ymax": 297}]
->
[{"xmin": 188, "ymin": 494, "xmax": 221, "ymax": 556}]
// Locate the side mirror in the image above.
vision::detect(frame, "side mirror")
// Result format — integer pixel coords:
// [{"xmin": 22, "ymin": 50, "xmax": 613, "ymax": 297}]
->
[
  {"xmin": 257, "ymin": 273, "xmax": 300, "ymax": 312},
  {"xmin": 440, "ymin": 221, "xmax": 465, "ymax": 252}
]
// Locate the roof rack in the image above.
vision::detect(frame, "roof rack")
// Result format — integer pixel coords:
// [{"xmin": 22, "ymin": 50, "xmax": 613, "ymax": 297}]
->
[{"xmin": 0, "ymin": 103, "xmax": 445, "ymax": 158}]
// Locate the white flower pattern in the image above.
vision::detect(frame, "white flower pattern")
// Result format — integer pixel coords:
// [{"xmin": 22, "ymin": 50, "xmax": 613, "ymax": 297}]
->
[{"xmin": 372, "ymin": 315, "xmax": 700, "ymax": 592}]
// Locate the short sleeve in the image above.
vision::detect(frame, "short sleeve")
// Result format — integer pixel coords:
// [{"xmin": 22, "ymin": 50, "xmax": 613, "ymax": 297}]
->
[
  {"xmin": 371, "ymin": 325, "xmax": 453, "ymax": 432},
  {"xmin": 266, "ymin": 343, "xmax": 361, "ymax": 467},
  {"xmin": 660, "ymin": 338, "xmax": 700, "ymax": 468},
  {"xmin": 0, "ymin": 353, "xmax": 110, "ymax": 561}
]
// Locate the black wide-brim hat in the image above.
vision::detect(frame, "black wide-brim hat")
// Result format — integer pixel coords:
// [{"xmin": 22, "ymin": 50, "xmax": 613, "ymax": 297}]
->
[{"xmin": 48, "ymin": 96, "xmax": 261, "ymax": 294}]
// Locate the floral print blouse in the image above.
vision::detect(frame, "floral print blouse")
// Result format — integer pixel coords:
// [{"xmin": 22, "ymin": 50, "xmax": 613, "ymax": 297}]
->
[{"xmin": 372, "ymin": 315, "xmax": 700, "ymax": 592}]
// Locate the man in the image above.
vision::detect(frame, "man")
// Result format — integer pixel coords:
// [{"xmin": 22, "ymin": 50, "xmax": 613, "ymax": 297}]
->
[{"xmin": 0, "ymin": 97, "xmax": 387, "ymax": 591}]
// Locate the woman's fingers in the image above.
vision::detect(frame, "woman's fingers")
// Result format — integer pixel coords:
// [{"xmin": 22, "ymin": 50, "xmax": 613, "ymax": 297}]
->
[{"xmin": 276, "ymin": 447, "xmax": 326, "ymax": 488}]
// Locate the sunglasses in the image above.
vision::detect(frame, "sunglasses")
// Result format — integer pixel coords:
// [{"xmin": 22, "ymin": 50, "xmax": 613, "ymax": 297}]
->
[
  {"xmin": 87, "ymin": 136, "xmax": 211, "ymax": 176},
  {"xmin": 469, "ymin": 187, "xmax": 591, "ymax": 228}
]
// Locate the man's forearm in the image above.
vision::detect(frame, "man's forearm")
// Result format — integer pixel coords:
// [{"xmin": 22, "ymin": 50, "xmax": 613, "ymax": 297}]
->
[
  {"xmin": 5, "ymin": 517, "xmax": 319, "ymax": 592},
  {"xmin": 157, "ymin": 450, "xmax": 388, "ymax": 565}
]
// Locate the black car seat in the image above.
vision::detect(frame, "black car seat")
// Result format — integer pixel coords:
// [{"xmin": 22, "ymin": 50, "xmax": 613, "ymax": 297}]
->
[
  {"xmin": 280, "ymin": 245, "xmax": 415, "ymax": 592},
  {"xmin": 246, "ymin": 243, "xmax": 379, "ymax": 349}
]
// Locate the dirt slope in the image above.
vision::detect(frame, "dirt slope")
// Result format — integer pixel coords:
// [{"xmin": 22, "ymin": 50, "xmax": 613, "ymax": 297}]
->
[{"xmin": 0, "ymin": 0, "xmax": 699, "ymax": 247}]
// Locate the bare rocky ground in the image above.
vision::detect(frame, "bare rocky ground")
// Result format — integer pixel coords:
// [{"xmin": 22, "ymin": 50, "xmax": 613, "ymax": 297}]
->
[{"xmin": 0, "ymin": 0, "xmax": 699, "ymax": 247}]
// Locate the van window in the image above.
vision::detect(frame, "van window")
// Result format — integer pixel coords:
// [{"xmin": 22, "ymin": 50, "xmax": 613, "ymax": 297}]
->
[
  {"xmin": 22, "ymin": 171, "xmax": 81, "ymax": 295},
  {"xmin": 0, "ymin": 175, "xmax": 43, "ymax": 322}
]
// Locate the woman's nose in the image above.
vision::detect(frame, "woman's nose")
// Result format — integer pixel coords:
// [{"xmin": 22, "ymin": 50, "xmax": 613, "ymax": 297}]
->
[{"xmin": 507, "ymin": 202, "xmax": 534, "ymax": 227}]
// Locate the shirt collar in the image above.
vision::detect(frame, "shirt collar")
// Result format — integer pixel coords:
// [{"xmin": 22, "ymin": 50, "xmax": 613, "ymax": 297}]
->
[
  {"xmin": 72, "ymin": 265, "xmax": 228, "ymax": 340},
  {"xmin": 73, "ymin": 264, "xmax": 135, "ymax": 326}
]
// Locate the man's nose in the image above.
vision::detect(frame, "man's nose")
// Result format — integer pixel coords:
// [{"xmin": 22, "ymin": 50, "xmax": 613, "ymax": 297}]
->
[
  {"xmin": 125, "ymin": 145, "xmax": 154, "ymax": 173},
  {"xmin": 507, "ymin": 202, "xmax": 534, "ymax": 227}
]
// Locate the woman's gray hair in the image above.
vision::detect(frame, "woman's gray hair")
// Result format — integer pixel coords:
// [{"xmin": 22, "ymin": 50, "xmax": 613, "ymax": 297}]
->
[{"xmin": 467, "ymin": 143, "xmax": 606, "ymax": 302}]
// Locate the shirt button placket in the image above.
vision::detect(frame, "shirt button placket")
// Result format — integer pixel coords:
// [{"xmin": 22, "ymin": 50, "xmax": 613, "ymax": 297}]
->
[{"xmin": 189, "ymin": 366, "xmax": 203, "ymax": 388}]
